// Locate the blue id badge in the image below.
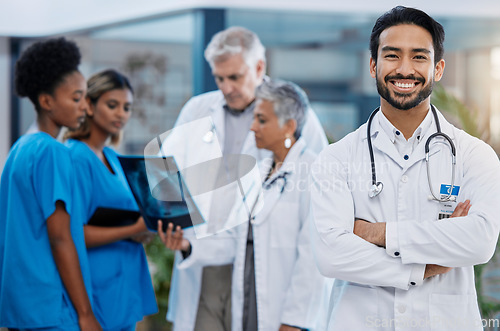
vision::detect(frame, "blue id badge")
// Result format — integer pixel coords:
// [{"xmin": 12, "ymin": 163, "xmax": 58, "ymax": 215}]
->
[{"xmin": 438, "ymin": 184, "xmax": 460, "ymax": 220}]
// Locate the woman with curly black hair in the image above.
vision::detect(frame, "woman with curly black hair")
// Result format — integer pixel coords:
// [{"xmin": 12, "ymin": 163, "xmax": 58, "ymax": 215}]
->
[{"xmin": 0, "ymin": 38, "xmax": 102, "ymax": 331}]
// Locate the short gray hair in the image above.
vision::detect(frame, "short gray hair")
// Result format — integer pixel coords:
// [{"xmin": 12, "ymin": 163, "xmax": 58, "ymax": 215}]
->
[
  {"xmin": 255, "ymin": 80, "xmax": 309, "ymax": 139},
  {"xmin": 204, "ymin": 26, "xmax": 266, "ymax": 69}
]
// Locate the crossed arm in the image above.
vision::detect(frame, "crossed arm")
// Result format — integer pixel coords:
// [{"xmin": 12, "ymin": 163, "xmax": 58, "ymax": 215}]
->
[
  {"xmin": 159, "ymin": 200, "xmax": 472, "ymax": 282},
  {"xmin": 353, "ymin": 200, "xmax": 471, "ymax": 279}
]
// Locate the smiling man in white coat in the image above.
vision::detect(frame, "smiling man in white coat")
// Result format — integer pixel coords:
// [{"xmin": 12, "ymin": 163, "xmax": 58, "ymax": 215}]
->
[
  {"xmin": 310, "ymin": 6, "xmax": 500, "ymax": 331},
  {"xmin": 164, "ymin": 27, "xmax": 327, "ymax": 331}
]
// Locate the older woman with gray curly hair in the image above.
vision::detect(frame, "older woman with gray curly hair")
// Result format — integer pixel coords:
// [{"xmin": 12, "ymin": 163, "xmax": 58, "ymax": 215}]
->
[
  {"xmin": 160, "ymin": 79, "xmax": 327, "ymax": 331},
  {"xmin": 237, "ymin": 79, "xmax": 325, "ymax": 331}
]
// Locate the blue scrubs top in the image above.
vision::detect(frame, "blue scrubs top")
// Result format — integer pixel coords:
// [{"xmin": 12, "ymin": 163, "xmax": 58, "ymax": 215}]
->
[
  {"xmin": 0, "ymin": 132, "xmax": 92, "ymax": 329},
  {"xmin": 66, "ymin": 139, "xmax": 157, "ymax": 330}
]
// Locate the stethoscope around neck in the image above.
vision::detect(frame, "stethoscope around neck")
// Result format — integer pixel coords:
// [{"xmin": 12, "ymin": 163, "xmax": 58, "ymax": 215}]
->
[{"xmin": 367, "ymin": 104, "xmax": 456, "ymax": 202}]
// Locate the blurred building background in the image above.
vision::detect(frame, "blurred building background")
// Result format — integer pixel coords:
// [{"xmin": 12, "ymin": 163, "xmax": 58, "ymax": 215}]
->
[
  {"xmin": 3, "ymin": 0, "xmax": 500, "ymax": 163},
  {"xmin": 3, "ymin": 0, "xmax": 500, "ymax": 329}
]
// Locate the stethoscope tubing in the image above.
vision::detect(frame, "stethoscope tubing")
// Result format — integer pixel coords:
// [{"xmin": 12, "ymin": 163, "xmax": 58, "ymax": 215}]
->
[{"xmin": 367, "ymin": 104, "xmax": 456, "ymax": 202}]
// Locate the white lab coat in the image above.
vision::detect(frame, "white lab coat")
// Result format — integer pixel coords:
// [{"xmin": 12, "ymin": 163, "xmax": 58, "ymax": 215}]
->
[
  {"xmin": 310, "ymin": 108, "xmax": 500, "ymax": 331},
  {"xmin": 165, "ymin": 90, "xmax": 328, "ymax": 330},
  {"xmin": 178, "ymin": 138, "xmax": 326, "ymax": 330}
]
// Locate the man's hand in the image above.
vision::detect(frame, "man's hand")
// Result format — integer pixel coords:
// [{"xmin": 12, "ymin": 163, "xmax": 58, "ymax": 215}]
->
[
  {"xmin": 450, "ymin": 199, "xmax": 471, "ymax": 218},
  {"xmin": 424, "ymin": 264, "xmax": 452, "ymax": 279},
  {"xmin": 158, "ymin": 221, "xmax": 191, "ymax": 252},
  {"xmin": 353, "ymin": 220, "xmax": 386, "ymax": 247}
]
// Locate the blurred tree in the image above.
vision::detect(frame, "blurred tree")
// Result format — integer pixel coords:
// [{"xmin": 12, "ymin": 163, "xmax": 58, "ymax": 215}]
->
[
  {"xmin": 431, "ymin": 84, "xmax": 481, "ymax": 139},
  {"xmin": 140, "ymin": 237, "xmax": 175, "ymax": 330},
  {"xmin": 432, "ymin": 83, "xmax": 500, "ymax": 325}
]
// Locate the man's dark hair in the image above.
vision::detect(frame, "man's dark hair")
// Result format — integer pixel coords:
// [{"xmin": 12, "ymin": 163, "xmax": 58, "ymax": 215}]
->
[
  {"xmin": 15, "ymin": 37, "xmax": 81, "ymax": 111},
  {"xmin": 370, "ymin": 6, "xmax": 445, "ymax": 64}
]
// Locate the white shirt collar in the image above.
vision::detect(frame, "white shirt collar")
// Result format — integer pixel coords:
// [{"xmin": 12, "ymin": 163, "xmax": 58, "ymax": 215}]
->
[{"xmin": 377, "ymin": 107, "xmax": 434, "ymax": 145}]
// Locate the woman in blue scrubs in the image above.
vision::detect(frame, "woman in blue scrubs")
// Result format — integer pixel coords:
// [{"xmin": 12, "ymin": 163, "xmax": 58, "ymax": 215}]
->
[
  {"xmin": 65, "ymin": 69, "xmax": 158, "ymax": 331},
  {"xmin": 0, "ymin": 38, "xmax": 101, "ymax": 330}
]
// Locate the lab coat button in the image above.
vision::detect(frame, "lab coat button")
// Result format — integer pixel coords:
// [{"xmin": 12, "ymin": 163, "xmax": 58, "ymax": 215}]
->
[
  {"xmin": 394, "ymin": 251, "xmax": 400, "ymax": 256},
  {"xmin": 401, "ymin": 175, "xmax": 408, "ymax": 183},
  {"xmin": 410, "ymin": 282, "xmax": 416, "ymax": 286},
  {"xmin": 398, "ymin": 304, "xmax": 406, "ymax": 313},
  {"xmin": 404, "ymin": 155, "xmax": 409, "ymax": 160}
]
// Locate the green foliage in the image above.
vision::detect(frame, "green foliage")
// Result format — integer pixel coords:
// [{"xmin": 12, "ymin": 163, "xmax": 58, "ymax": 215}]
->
[
  {"xmin": 432, "ymin": 84, "xmax": 500, "ymax": 321},
  {"xmin": 474, "ymin": 264, "xmax": 500, "ymax": 318},
  {"xmin": 475, "ymin": 243, "xmax": 500, "ymax": 322},
  {"xmin": 431, "ymin": 84, "xmax": 481, "ymax": 138},
  {"xmin": 326, "ymin": 133, "xmax": 335, "ymax": 145},
  {"xmin": 143, "ymin": 236, "xmax": 175, "ymax": 330}
]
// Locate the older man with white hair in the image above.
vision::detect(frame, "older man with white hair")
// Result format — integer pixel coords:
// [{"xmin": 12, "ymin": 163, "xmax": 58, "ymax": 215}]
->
[{"xmin": 164, "ymin": 26, "xmax": 327, "ymax": 331}]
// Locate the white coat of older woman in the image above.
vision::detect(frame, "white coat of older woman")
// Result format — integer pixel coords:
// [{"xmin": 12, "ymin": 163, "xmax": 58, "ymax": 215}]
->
[{"xmin": 160, "ymin": 80, "xmax": 326, "ymax": 331}]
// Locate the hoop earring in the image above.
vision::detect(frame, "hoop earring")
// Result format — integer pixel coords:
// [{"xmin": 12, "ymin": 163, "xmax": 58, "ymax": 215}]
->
[{"xmin": 284, "ymin": 136, "xmax": 292, "ymax": 149}]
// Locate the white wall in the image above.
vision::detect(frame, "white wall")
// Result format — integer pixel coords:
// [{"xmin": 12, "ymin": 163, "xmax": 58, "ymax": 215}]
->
[{"xmin": 0, "ymin": 37, "xmax": 10, "ymax": 172}]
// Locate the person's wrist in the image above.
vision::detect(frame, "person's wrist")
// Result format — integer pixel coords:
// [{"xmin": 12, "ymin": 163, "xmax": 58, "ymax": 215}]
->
[
  {"xmin": 372, "ymin": 222, "xmax": 386, "ymax": 247},
  {"xmin": 134, "ymin": 218, "xmax": 148, "ymax": 232},
  {"xmin": 76, "ymin": 305, "xmax": 94, "ymax": 318}
]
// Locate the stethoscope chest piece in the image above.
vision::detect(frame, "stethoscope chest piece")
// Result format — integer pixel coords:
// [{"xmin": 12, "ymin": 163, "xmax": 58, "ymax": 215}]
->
[
  {"xmin": 369, "ymin": 182, "xmax": 384, "ymax": 198},
  {"xmin": 203, "ymin": 129, "xmax": 214, "ymax": 143}
]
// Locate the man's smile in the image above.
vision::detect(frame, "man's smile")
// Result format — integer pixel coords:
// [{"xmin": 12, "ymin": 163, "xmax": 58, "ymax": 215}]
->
[{"xmin": 386, "ymin": 75, "xmax": 425, "ymax": 94}]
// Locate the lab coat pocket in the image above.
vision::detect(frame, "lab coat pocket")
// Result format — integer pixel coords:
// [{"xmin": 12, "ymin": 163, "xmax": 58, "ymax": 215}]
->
[
  {"xmin": 270, "ymin": 202, "xmax": 301, "ymax": 248},
  {"xmin": 329, "ymin": 283, "xmax": 379, "ymax": 330},
  {"xmin": 429, "ymin": 293, "xmax": 482, "ymax": 331}
]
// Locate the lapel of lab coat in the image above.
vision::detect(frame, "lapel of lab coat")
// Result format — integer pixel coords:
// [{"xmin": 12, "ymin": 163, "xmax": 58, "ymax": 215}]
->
[{"xmin": 252, "ymin": 139, "xmax": 306, "ymax": 225}]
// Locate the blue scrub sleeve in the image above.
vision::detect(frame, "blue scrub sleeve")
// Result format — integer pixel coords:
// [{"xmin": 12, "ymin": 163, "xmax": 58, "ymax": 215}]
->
[{"xmin": 34, "ymin": 143, "xmax": 74, "ymax": 221}]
